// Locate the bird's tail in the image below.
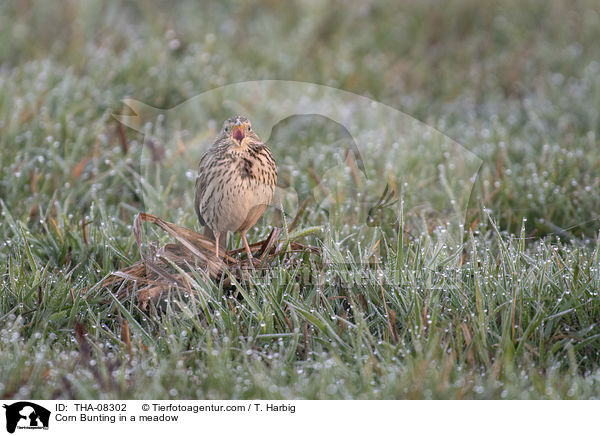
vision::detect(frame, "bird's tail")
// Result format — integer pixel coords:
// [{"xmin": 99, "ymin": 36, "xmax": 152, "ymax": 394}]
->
[{"xmin": 203, "ymin": 226, "xmax": 227, "ymax": 252}]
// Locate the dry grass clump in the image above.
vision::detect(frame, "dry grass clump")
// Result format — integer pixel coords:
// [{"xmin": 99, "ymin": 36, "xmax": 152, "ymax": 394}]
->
[{"xmin": 100, "ymin": 212, "xmax": 319, "ymax": 309}]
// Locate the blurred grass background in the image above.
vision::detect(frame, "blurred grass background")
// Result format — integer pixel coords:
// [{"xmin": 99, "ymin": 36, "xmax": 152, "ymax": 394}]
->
[{"xmin": 1, "ymin": 0, "xmax": 599, "ymax": 399}]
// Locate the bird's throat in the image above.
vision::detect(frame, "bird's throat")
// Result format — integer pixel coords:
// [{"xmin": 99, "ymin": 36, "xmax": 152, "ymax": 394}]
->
[{"xmin": 233, "ymin": 138, "xmax": 248, "ymax": 151}]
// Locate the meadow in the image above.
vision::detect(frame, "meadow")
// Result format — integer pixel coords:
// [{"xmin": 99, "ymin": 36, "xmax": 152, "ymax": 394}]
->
[{"xmin": 1, "ymin": 0, "xmax": 599, "ymax": 399}]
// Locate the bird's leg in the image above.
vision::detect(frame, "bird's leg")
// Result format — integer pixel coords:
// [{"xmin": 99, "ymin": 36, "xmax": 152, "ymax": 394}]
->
[
  {"xmin": 241, "ymin": 232, "xmax": 253, "ymax": 260},
  {"xmin": 214, "ymin": 231, "xmax": 221, "ymax": 258}
]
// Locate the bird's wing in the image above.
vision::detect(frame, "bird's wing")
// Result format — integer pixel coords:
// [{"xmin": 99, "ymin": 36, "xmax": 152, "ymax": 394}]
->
[{"xmin": 194, "ymin": 151, "xmax": 211, "ymax": 227}]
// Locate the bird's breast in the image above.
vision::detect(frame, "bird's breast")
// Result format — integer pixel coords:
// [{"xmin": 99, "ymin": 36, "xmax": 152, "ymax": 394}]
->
[{"xmin": 199, "ymin": 149, "xmax": 276, "ymax": 233}]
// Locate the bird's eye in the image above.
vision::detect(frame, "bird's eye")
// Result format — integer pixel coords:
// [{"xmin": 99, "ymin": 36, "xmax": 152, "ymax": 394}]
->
[{"xmin": 247, "ymin": 125, "xmax": 252, "ymax": 131}]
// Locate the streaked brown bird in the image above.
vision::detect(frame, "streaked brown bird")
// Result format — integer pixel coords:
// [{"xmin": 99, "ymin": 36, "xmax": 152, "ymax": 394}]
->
[{"xmin": 195, "ymin": 116, "xmax": 277, "ymax": 259}]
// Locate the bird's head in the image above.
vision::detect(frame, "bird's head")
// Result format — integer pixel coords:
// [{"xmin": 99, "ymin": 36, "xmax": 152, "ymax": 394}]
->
[{"xmin": 220, "ymin": 116, "xmax": 257, "ymax": 148}]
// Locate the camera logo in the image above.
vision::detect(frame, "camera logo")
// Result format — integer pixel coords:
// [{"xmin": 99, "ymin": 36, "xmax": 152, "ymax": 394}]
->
[{"xmin": 2, "ymin": 402, "xmax": 50, "ymax": 433}]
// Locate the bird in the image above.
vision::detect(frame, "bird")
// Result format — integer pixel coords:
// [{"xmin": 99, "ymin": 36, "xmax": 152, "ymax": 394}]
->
[{"xmin": 194, "ymin": 116, "xmax": 278, "ymax": 260}]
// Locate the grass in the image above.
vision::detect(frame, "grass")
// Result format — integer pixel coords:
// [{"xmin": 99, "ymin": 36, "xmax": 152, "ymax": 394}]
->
[{"xmin": 1, "ymin": 0, "xmax": 599, "ymax": 399}]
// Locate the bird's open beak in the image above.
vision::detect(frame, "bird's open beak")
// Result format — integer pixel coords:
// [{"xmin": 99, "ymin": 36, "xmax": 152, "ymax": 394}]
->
[{"xmin": 232, "ymin": 122, "xmax": 245, "ymax": 143}]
